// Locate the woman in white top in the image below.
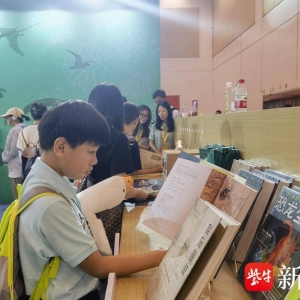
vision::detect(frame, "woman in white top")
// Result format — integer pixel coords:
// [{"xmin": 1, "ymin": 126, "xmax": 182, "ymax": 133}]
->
[
  {"xmin": 1, "ymin": 107, "xmax": 30, "ymax": 199},
  {"xmin": 17, "ymin": 102, "xmax": 47, "ymax": 179},
  {"xmin": 149, "ymin": 101, "xmax": 175, "ymax": 154}
]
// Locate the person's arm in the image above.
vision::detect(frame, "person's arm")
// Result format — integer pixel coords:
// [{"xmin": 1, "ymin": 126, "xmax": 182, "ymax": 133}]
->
[
  {"xmin": 138, "ymin": 143, "xmax": 150, "ymax": 151},
  {"xmin": 79, "ymin": 249, "xmax": 166, "ymax": 278},
  {"xmin": 149, "ymin": 140, "xmax": 161, "ymax": 154},
  {"xmin": 2, "ymin": 129, "xmax": 20, "ymax": 163}
]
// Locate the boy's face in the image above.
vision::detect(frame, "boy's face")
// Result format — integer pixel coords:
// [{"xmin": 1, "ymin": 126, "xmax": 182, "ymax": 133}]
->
[{"xmin": 61, "ymin": 142, "xmax": 99, "ymax": 180}]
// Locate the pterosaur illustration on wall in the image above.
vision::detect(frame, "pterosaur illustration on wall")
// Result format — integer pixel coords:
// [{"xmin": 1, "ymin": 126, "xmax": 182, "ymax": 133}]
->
[
  {"xmin": 0, "ymin": 23, "xmax": 39, "ymax": 56},
  {"xmin": 65, "ymin": 49, "xmax": 97, "ymax": 69},
  {"xmin": 0, "ymin": 88, "xmax": 6, "ymax": 98}
]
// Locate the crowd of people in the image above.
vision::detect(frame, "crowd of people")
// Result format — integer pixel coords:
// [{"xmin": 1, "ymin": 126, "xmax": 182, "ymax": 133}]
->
[{"xmin": 0, "ymin": 83, "xmax": 179, "ymax": 299}]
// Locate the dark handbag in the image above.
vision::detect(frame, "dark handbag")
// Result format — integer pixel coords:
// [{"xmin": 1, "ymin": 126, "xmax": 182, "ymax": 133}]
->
[
  {"xmin": 21, "ymin": 131, "xmax": 40, "ymax": 181},
  {"xmin": 77, "ymin": 173, "xmax": 124, "ymax": 252}
]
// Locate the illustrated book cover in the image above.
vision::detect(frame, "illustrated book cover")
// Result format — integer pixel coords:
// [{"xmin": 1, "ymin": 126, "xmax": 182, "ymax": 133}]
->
[{"xmin": 237, "ymin": 187, "xmax": 300, "ymax": 300}]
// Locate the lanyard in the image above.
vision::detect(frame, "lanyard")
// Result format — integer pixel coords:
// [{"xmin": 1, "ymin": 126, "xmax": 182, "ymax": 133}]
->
[
  {"xmin": 161, "ymin": 126, "xmax": 169, "ymax": 144},
  {"xmin": 136, "ymin": 129, "xmax": 143, "ymax": 142}
]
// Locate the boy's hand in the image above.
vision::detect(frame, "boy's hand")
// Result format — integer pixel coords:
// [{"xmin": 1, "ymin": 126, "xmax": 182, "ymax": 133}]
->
[{"xmin": 135, "ymin": 188, "xmax": 148, "ymax": 201}]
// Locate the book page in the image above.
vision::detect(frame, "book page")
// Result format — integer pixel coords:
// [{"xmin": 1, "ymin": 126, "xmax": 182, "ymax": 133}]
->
[
  {"xmin": 147, "ymin": 199, "xmax": 222, "ymax": 300},
  {"xmin": 143, "ymin": 157, "xmax": 212, "ymax": 240}
]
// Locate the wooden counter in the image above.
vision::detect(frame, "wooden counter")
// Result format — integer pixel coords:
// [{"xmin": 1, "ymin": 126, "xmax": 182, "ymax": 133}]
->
[
  {"xmin": 175, "ymin": 107, "xmax": 300, "ymax": 180},
  {"xmin": 115, "ymin": 206, "xmax": 250, "ymax": 300}
]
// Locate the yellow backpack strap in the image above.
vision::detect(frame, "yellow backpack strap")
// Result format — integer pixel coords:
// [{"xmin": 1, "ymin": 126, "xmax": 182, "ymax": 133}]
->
[
  {"xmin": 29, "ymin": 257, "xmax": 61, "ymax": 300},
  {"xmin": 18, "ymin": 185, "xmax": 70, "ymax": 300}
]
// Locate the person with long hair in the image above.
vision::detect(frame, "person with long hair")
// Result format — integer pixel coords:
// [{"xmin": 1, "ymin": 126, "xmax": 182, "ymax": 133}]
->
[
  {"xmin": 132, "ymin": 104, "xmax": 152, "ymax": 151},
  {"xmin": 88, "ymin": 82, "xmax": 147, "ymax": 250},
  {"xmin": 1, "ymin": 107, "xmax": 30, "ymax": 198},
  {"xmin": 124, "ymin": 103, "xmax": 162, "ymax": 174},
  {"xmin": 149, "ymin": 101, "xmax": 175, "ymax": 154}
]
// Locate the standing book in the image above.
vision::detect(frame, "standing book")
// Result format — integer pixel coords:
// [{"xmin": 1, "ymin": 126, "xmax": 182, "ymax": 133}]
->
[
  {"xmin": 234, "ymin": 170, "xmax": 276, "ymax": 262},
  {"xmin": 146, "ymin": 198, "xmax": 240, "ymax": 300},
  {"xmin": 212, "ymin": 175, "xmax": 258, "ymax": 223},
  {"xmin": 237, "ymin": 186, "xmax": 300, "ymax": 300}
]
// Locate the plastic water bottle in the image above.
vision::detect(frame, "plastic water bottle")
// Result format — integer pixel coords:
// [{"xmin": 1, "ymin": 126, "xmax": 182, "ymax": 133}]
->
[
  {"xmin": 231, "ymin": 83, "xmax": 237, "ymax": 112},
  {"xmin": 224, "ymin": 82, "xmax": 232, "ymax": 113},
  {"xmin": 182, "ymin": 103, "xmax": 188, "ymax": 118},
  {"xmin": 235, "ymin": 79, "xmax": 248, "ymax": 112}
]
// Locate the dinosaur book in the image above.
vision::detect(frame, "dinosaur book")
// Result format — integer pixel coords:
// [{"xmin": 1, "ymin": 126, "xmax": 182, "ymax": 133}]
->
[{"xmin": 237, "ymin": 186, "xmax": 300, "ymax": 299}]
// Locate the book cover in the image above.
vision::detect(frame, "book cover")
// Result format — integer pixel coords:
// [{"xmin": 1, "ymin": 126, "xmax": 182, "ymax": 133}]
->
[
  {"xmin": 237, "ymin": 187, "xmax": 300, "ymax": 300},
  {"xmin": 234, "ymin": 177, "xmax": 276, "ymax": 262},
  {"xmin": 176, "ymin": 202, "xmax": 240, "ymax": 300},
  {"xmin": 293, "ymin": 185, "xmax": 300, "ymax": 193},
  {"xmin": 147, "ymin": 199, "xmax": 228, "ymax": 300},
  {"xmin": 239, "ymin": 169, "xmax": 264, "ymax": 192},
  {"xmin": 133, "ymin": 178, "xmax": 165, "ymax": 195},
  {"xmin": 265, "ymin": 169, "xmax": 294, "ymax": 185},
  {"xmin": 212, "ymin": 176, "xmax": 258, "ymax": 222},
  {"xmin": 200, "ymin": 169, "xmax": 227, "ymax": 203}
]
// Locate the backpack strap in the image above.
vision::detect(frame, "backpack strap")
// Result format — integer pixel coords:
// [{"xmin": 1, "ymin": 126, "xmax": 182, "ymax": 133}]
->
[
  {"xmin": 17, "ymin": 185, "xmax": 69, "ymax": 300},
  {"xmin": 19, "ymin": 186, "xmax": 69, "ymax": 212},
  {"xmin": 21, "ymin": 130, "xmax": 28, "ymax": 147}
]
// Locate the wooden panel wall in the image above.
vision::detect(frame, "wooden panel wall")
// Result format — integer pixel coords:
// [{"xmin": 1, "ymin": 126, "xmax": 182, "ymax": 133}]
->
[
  {"xmin": 175, "ymin": 107, "xmax": 300, "ymax": 180},
  {"xmin": 263, "ymin": 0, "xmax": 284, "ymax": 16},
  {"xmin": 161, "ymin": 8, "xmax": 199, "ymax": 58},
  {"xmin": 213, "ymin": 0, "xmax": 255, "ymax": 56}
]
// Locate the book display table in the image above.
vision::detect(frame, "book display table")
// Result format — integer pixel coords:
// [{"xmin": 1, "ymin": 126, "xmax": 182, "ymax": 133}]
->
[{"xmin": 115, "ymin": 206, "xmax": 250, "ymax": 300}]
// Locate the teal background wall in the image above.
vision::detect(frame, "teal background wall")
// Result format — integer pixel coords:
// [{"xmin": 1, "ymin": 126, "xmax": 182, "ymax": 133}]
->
[{"xmin": 0, "ymin": 0, "xmax": 160, "ymax": 202}]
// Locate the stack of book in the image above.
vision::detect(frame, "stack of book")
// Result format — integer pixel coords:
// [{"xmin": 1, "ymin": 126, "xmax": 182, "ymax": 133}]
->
[{"xmin": 200, "ymin": 143, "xmax": 241, "ymax": 170}]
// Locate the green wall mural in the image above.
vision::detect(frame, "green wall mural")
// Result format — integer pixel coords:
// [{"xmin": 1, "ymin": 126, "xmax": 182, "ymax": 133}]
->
[{"xmin": 0, "ymin": 0, "xmax": 160, "ymax": 202}]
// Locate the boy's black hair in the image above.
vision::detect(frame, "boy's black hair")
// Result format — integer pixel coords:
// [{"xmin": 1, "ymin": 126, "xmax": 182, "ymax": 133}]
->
[
  {"xmin": 215, "ymin": 110, "xmax": 222, "ymax": 114},
  {"xmin": 31, "ymin": 102, "xmax": 47, "ymax": 120},
  {"xmin": 39, "ymin": 100, "xmax": 110, "ymax": 150},
  {"xmin": 132, "ymin": 104, "xmax": 152, "ymax": 138},
  {"xmin": 155, "ymin": 101, "xmax": 175, "ymax": 132},
  {"xmin": 123, "ymin": 102, "xmax": 139, "ymax": 125},
  {"xmin": 152, "ymin": 89, "xmax": 166, "ymax": 100},
  {"xmin": 88, "ymin": 82, "xmax": 124, "ymax": 132}
]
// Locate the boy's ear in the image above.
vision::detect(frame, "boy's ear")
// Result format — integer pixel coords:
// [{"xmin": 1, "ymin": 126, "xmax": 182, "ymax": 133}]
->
[{"xmin": 53, "ymin": 137, "xmax": 68, "ymax": 157}]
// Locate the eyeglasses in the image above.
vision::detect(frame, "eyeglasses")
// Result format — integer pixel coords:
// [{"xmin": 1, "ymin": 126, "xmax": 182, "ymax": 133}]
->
[{"xmin": 140, "ymin": 114, "xmax": 149, "ymax": 118}]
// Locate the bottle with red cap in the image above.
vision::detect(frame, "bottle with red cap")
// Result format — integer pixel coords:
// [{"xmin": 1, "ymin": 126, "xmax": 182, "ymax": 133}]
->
[{"xmin": 234, "ymin": 79, "xmax": 248, "ymax": 112}]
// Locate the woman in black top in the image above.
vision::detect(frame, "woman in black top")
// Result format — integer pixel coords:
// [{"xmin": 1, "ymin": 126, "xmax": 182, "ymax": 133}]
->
[{"xmin": 88, "ymin": 83, "xmax": 147, "ymax": 249}]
